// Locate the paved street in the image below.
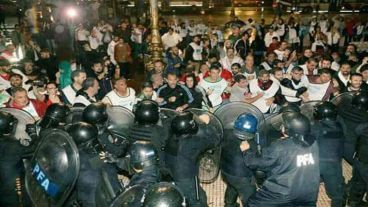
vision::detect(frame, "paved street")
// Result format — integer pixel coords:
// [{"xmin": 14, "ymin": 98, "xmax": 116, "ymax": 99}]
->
[
  {"xmin": 2, "ymin": 8, "xmax": 360, "ymax": 207},
  {"xmin": 202, "ymin": 160, "xmax": 352, "ymax": 207}
]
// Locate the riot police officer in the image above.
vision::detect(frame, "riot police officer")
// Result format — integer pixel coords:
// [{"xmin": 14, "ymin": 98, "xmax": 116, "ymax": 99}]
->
[
  {"xmin": 0, "ymin": 111, "xmax": 32, "ymax": 206},
  {"xmin": 348, "ymin": 96, "xmax": 368, "ymax": 206},
  {"xmin": 338, "ymin": 92, "xmax": 368, "ymax": 164},
  {"xmin": 39, "ymin": 103, "xmax": 69, "ymax": 130},
  {"xmin": 221, "ymin": 113, "xmax": 257, "ymax": 207},
  {"xmin": 67, "ymin": 122, "xmax": 122, "ymax": 207},
  {"xmin": 143, "ymin": 182, "xmax": 186, "ymax": 207},
  {"xmin": 129, "ymin": 100, "xmax": 170, "ymax": 153},
  {"xmin": 106, "ymin": 140, "xmax": 160, "ymax": 188},
  {"xmin": 165, "ymin": 111, "xmax": 221, "ymax": 207},
  {"xmin": 25, "ymin": 103, "xmax": 69, "ymax": 144},
  {"xmin": 313, "ymin": 102, "xmax": 345, "ymax": 207},
  {"xmin": 83, "ymin": 102, "xmax": 127, "ymax": 157},
  {"xmin": 240, "ymin": 112, "xmax": 320, "ymax": 207}
]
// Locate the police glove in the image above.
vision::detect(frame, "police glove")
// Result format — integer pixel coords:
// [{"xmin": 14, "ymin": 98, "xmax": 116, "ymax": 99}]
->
[{"xmin": 296, "ymin": 87, "xmax": 307, "ymax": 97}]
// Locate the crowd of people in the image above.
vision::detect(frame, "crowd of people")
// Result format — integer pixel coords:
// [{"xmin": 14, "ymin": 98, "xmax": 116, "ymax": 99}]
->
[
  {"xmin": 0, "ymin": 13, "xmax": 367, "ymax": 117},
  {"xmin": 0, "ymin": 4, "xmax": 368, "ymax": 207}
]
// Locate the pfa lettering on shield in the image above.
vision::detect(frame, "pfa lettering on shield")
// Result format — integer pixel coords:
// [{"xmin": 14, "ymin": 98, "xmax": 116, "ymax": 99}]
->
[
  {"xmin": 296, "ymin": 153, "xmax": 315, "ymax": 167},
  {"xmin": 32, "ymin": 163, "xmax": 60, "ymax": 197}
]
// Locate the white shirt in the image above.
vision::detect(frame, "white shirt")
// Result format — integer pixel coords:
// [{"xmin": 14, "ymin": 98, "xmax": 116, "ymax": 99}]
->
[
  {"xmin": 23, "ymin": 102, "xmax": 39, "ymax": 120},
  {"xmin": 311, "ymin": 41, "xmax": 326, "ymax": 52},
  {"xmin": 264, "ymin": 32, "xmax": 280, "ymax": 48},
  {"xmin": 161, "ymin": 32, "xmax": 182, "ymax": 50},
  {"xmin": 89, "ymin": 36, "xmax": 101, "ymax": 50},
  {"xmin": 276, "ymin": 24, "xmax": 285, "ymax": 37},
  {"xmin": 300, "ymin": 64, "xmax": 318, "ymax": 76},
  {"xmin": 249, "ymin": 79, "xmax": 280, "ymax": 113},
  {"xmin": 107, "ymin": 40, "xmax": 118, "ymax": 65},
  {"xmin": 189, "ymin": 42, "xmax": 203, "ymax": 61},
  {"xmin": 76, "ymin": 28, "xmax": 90, "ymax": 41},
  {"xmin": 102, "ymin": 88, "xmax": 136, "ymax": 111},
  {"xmin": 326, "ymin": 32, "xmax": 340, "ymax": 45},
  {"xmin": 73, "ymin": 95, "xmax": 95, "ymax": 107},
  {"xmin": 62, "ymin": 85, "xmax": 78, "ymax": 105},
  {"xmin": 0, "ymin": 76, "xmax": 10, "ymax": 91},
  {"xmin": 274, "ymin": 49, "xmax": 286, "ymax": 60},
  {"xmin": 219, "ymin": 56, "xmax": 244, "ymax": 71},
  {"xmin": 199, "ymin": 78, "xmax": 227, "ymax": 107}
]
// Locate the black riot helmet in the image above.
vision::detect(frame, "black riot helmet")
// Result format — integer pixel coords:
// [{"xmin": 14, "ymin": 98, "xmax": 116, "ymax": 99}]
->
[
  {"xmin": 143, "ymin": 182, "xmax": 186, "ymax": 207},
  {"xmin": 280, "ymin": 103, "xmax": 301, "ymax": 113},
  {"xmin": 352, "ymin": 92, "xmax": 368, "ymax": 112},
  {"xmin": 0, "ymin": 111, "xmax": 17, "ymax": 135},
  {"xmin": 282, "ymin": 112, "xmax": 314, "ymax": 147},
  {"xmin": 82, "ymin": 102, "xmax": 108, "ymax": 125},
  {"xmin": 314, "ymin": 101, "xmax": 338, "ymax": 121},
  {"xmin": 134, "ymin": 100, "xmax": 159, "ymax": 126},
  {"xmin": 129, "ymin": 141, "xmax": 158, "ymax": 172},
  {"xmin": 39, "ymin": 103, "xmax": 69, "ymax": 129},
  {"xmin": 171, "ymin": 111, "xmax": 199, "ymax": 136},
  {"xmin": 68, "ymin": 122, "xmax": 98, "ymax": 146}
]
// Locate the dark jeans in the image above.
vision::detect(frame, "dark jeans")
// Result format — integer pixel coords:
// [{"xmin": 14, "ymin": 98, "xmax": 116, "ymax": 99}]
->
[
  {"xmin": 349, "ymin": 159, "xmax": 368, "ymax": 206},
  {"xmin": 320, "ymin": 161, "xmax": 345, "ymax": 207},
  {"xmin": 176, "ymin": 177, "xmax": 208, "ymax": 207},
  {"xmin": 222, "ymin": 171, "xmax": 256, "ymax": 207}
]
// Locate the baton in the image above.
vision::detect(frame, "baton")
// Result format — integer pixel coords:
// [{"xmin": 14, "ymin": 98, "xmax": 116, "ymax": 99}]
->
[
  {"xmin": 195, "ymin": 176, "xmax": 200, "ymax": 201},
  {"xmin": 16, "ymin": 177, "xmax": 23, "ymax": 207},
  {"xmin": 256, "ymin": 132, "xmax": 262, "ymax": 156}
]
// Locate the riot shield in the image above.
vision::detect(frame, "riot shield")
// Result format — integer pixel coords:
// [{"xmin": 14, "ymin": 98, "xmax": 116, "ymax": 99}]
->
[
  {"xmin": 187, "ymin": 108, "xmax": 223, "ymax": 183},
  {"xmin": 331, "ymin": 91, "xmax": 358, "ymax": 110},
  {"xmin": 158, "ymin": 108, "xmax": 178, "ymax": 126},
  {"xmin": 65, "ymin": 107, "xmax": 84, "ymax": 125},
  {"xmin": 95, "ymin": 170, "xmax": 123, "ymax": 207},
  {"xmin": 214, "ymin": 102, "xmax": 265, "ymax": 131},
  {"xmin": 215, "ymin": 102, "xmax": 266, "ymax": 145},
  {"xmin": 106, "ymin": 106, "xmax": 135, "ymax": 139},
  {"xmin": 109, "ymin": 185, "xmax": 145, "ymax": 207},
  {"xmin": 24, "ymin": 129, "xmax": 80, "ymax": 207},
  {"xmin": 300, "ymin": 101, "xmax": 322, "ymax": 124},
  {"xmin": 264, "ymin": 113, "xmax": 284, "ymax": 144},
  {"xmin": 0, "ymin": 108, "xmax": 35, "ymax": 145}
]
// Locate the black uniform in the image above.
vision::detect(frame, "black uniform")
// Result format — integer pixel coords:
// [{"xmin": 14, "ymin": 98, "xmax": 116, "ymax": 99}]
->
[
  {"xmin": 116, "ymin": 157, "xmax": 160, "ymax": 188},
  {"xmin": 243, "ymin": 138, "xmax": 320, "ymax": 207},
  {"xmin": 349, "ymin": 122, "xmax": 368, "ymax": 207},
  {"xmin": 165, "ymin": 123, "xmax": 221, "ymax": 207},
  {"xmin": 98, "ymin": 127, "xmax": 128, "ymax": 158},
  {"xmin": 130, "ymin": 125, "xmax": 169, "ymax": 174},
  {"xmin": 0, "ymin": 137, "xmax": 32, "ymax": 207},
  {"xmin": 312, "ymin": 119, "xmax": 345, "ymax": 207},
  {"xmin": 157, "ymin": 83, "xmax": 194, "ymax": 109},
  {"xmin": 74, "ymin": 147, "xmax": 121, "ymax": 207},
  {"xmin": 221, "ymin": 129, "xmax": 256, "ymax": 207},
  {"xmin": 129, "ymin": 124, "xmax": 169, "ymax": 156},
  {"xmin": 338, "ymin": 104, "xmax": 368, "ymax": 164}
]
